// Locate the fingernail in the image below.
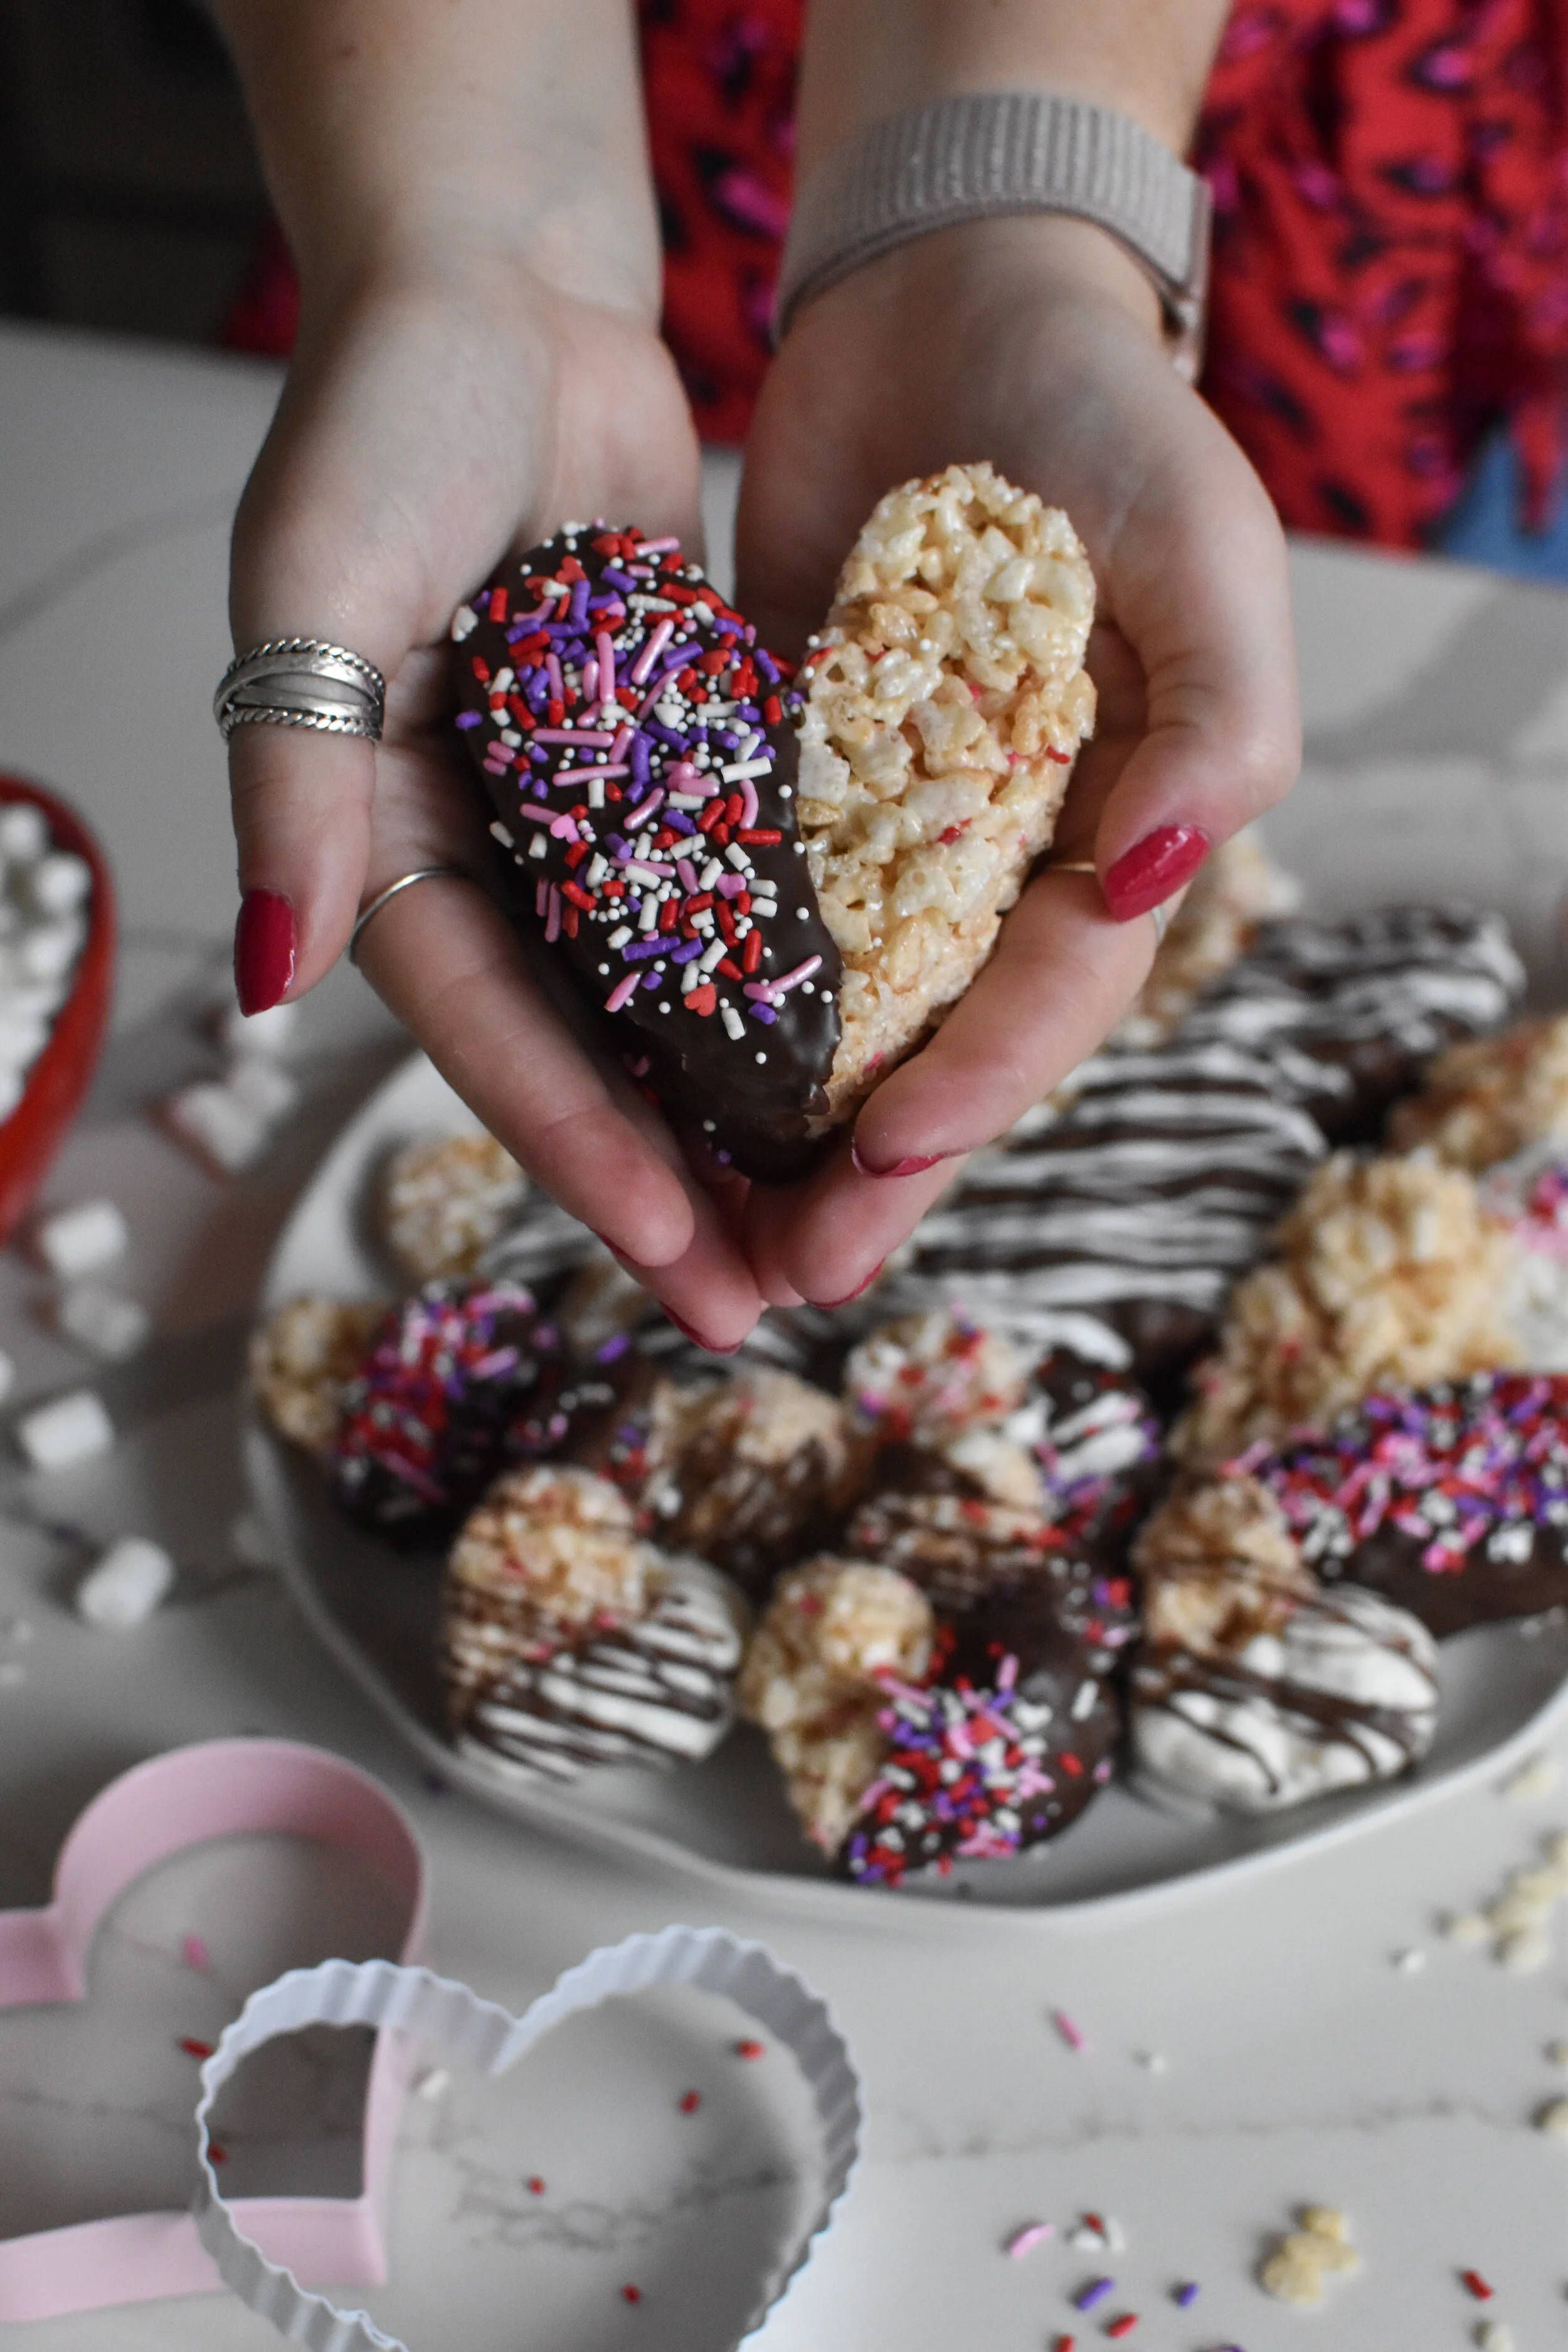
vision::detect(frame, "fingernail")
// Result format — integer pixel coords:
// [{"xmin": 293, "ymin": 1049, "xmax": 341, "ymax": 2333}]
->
[
  {"xmin": 1102, "ymin": 824, "xmax": 1210, "ymax": 923},
  {"xmin": 664, "ymin": 1308, "xmax": 741, "ymax": 1356},
  {"xmin": 850, "ymin": 1145, "xmax": 950, "ymax": 1180},
  {"xmin": 235, "ymin": 889, "xmax": 296, "ymax": 1015},
  {"xmin": 812, "ymin": 1262, "xmax": 886, "ymax": 1310}
]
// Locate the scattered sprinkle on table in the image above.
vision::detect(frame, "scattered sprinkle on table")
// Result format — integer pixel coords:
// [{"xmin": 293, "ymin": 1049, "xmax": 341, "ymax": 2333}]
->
[
  {"xmin": 1074, "ymin": 2276, "xmax": 1114, "ymax": 2310},
  {"xmin": 734, "ymin": 2038, "xmax": 765, "ymax": 2059},
  {"xmin": 678, "ymin": 2089, "xmax": 701, "ymax": 2114},
  {"xmin": 1460, "ymin": 2270, "xmax": 1495, "ymax": 2301},
  {"xmin": 1392, "ymin": 1947, "xmax": 1427, "ymax": 1973},
  {"xmin": 1004, "ymin": 2220, "xmax": 1054, "ymax": 2258},
  {"xmin": 1443, "ymin": 1829, "xmax": 1568, "ymax": 1968},
  {"xmin": 1135, "ymin": 2050, "xmax": 1168, "ymax": 2074},
  {"xmin": 1547, "ymin": 2040, "xmax": 1568, "ymax": 2067},
  {"xmin": 620, "ymin": 2284, "xmax": 642, "ymax": 2304},
  {"xmin": 1475, "ymin": 2324, "xmax": 1516, "ymax": 2352},
  {"xmin": 208, "ymin": 2144, "xmax": 226, "ymax": 2164},
  {"xmin": 1535, "ymin": 2096, "xmax": 1568, "ymax": 2137},
  {"xmin": 1104, "ymin": 2316, "xmax": 1139, "ymax": 2339},
  {"xmin": 1173, "ymin": 2279, "xmax": 1200, "ymax": 2306},
  {"xmin": 178, "ymin": 2037, "xmax": 213, "ymax": 2060},
  {"xmin": 414, "ymin": 2067, "xmax": 449, "ymax": 2102},
  {"xmin": 1051, "ymin": 2009, "xmax": 1087, "ymax": 2051},
  {"xmin": 181, "ymin": 1933, "xmax": 209, "ymax": 1971},
  {"xmin": 527, "ymin": 2177, "xmax": 545, "ymax": 2195},
  {"xmin": 1052, "ymin": 2338, "xmax": 1075, "ymax": 2352}
]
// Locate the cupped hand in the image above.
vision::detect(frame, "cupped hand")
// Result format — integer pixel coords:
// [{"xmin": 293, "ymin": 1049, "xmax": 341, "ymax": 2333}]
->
[
  {"xmin": 226, "ymin": 248, "xmax": 765, "ymax": 1347},
  {"xmin": 733, "ymin": 215, "xmax": 1301, "ymax": 1309}
]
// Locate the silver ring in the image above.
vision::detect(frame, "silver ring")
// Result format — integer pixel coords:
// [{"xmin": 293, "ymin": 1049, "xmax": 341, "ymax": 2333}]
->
[
  {"xmin": 215, "ymin": 638, "xmax": 386, "ymax": 743},
  {"xmin": 1150, "ymin": 898, "xmax": 1172, "ymax": 948},
  {"xmin": 349, "ymin": 867, "xmax": 475, "ymax": 965}
]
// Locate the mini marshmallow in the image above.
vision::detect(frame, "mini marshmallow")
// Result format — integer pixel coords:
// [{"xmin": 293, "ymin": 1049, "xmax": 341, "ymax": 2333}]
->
[
  {"xmin": 75, "ymin": 1537, "xmax": 174, "ymax": 1629},
  {"xmin": 0, "ymin": 803, "xmax": 50, "ymax": 862},
  {"xmin": 17, "ymin": 1387, "xmax": 114, "ymax": 1470},
  {"xmin": 35, "ymin": 1199, "xmax": 129, "ymax": 1279},
  {"xmin": 162, "ymin": 1082, "xmax": 270, "ymax": 1174},
  {"xmin": 22, "ymin": 851, "xmax": 91, "ymax": 918},
  {"xmin": 220, "ymin": 999, "xmax": 298, "ymax": 1059},
  {"xmin": 226, "ymin": 1057, "xmax": 300, "ymax": 1123},
  {"xmin": 56, "ymin": 1285, "xmax": 151, "ymax": 1362}
]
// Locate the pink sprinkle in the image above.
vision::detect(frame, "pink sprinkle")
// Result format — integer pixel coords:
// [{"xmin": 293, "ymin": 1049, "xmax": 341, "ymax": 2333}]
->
[
  {"xmin": 667, "ymin": 761, "xmax": 703, "ymax": 792},
  {"xmin": 605, "ymin": 972, "xmax": 639, "ymax": 1014},
  {"xmin": 545, "ymin": 652, "xmax": 564, "ymax": 702},
  {"xmin": 677, "ymin": 859, "xmax": 700, "ymax": 893},
  {"xmin": 545, "ymin": 885, "xmax": 562, "ymax": 944},
  {"xmin": 639, "ymin": 537, "xmax": 681, "ymax": 554},
  {"xmin": 1005, "ymin": 2220, "xmax": 1054, "ymax": 2258},
  {"xmin": 1052, "ymin": 2010, "xmax": 1087, "ymax": 2052},
  {"xmin": 769, "ymin": 955, "xmax": 823, "ymax": 993},
  {"xmin": 556, "ymin": 765, "xmax": 628, "ymax": 787},
  {"xmin": 610, "ymin": 725, "xmax": 633, "ymax": 763},
  {"xmin": 181, "ymin": 1934, "xmax": 209, "ymax": 1971},
  {"xmin": 630, "ymin": 617, "xmax": 675, "ymax": 686},
  {"xmin": 532, "ymin": 729, "xmax": 616, "ymax": 746},
  {"xmin": 737, "ymin": 776, "xmax": 760, "ymax": 827},
  {"xmin": 625, "ymin": 790, "xmax": 665, "ymax": 830},
  {"xmin": 549, "ymin": 813, "xmax": 580, "ymax": 839},
  {"xmin": 581, "ymin": 657, "xmax": 599, "ymax": 704},
  {"xmin": 596, "ymin": 630, "xmax": 616, "ymax": 704},
  {"xmin": 535, "ymin": 878, "xmax": 549, "ymax": 917}
]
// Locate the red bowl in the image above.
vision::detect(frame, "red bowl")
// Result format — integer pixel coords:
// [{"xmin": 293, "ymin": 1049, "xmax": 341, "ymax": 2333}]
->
[{"xmin": 0, "ymin": 773, "xmax": 115, "ymax": 1246}]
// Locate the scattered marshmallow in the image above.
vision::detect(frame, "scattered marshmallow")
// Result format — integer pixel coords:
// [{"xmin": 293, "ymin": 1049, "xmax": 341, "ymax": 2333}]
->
[
  {"xmin": 226, "ymin": 1056, "xmax": 300, "ymax": 1124},
  {"xmin": 75, "ymin": 1536, "xmax": 174, "ymax": 1629},
  {"xmin": 56, "ymin": 1283, "xmax": 151, "ymax": 1362},
  {"xmin": 163, "ymin": 1081, "xmax": 271, "ymax": 1174},
  {"xmin": 17, "ymin": 1387, "xmax": 114, "ymax": 1470},
  {"xmin": 34, "ymin": 1199, "xmax": 127, "ymax": 1279},
  {"xmin": 23, "ymin": 852, "xmax": 91, "ymax": 918},
  {"xmin": 1259, "ymin": 2205, "xmax": 1361, "ymax": 2307},
  {"xmin": 220, "ymin": 999, "xmax": 298, "ymax": 1059}
]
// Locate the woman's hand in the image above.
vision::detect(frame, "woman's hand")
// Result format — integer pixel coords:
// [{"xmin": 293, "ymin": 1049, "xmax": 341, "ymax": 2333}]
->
[{"xmin": 733, "ymin": 216, "xmax": 1300, "ymax": 1309}]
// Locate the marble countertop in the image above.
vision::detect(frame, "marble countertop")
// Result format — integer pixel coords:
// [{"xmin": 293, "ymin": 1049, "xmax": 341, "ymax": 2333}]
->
[{"xmin": 1, "ymin": 318, "xmax": 1567, "ymax": 2352}]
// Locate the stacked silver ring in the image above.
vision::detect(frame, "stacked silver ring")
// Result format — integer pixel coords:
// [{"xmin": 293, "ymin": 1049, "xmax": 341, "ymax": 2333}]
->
[{"xmin": 213, "ymin": 638, "xmax": 386, "ymax": 743}]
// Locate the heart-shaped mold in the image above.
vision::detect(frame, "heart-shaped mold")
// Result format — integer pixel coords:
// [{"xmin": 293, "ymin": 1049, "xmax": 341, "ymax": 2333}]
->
[{"xmin": 0, "ymin": 1738, "xmax": 423, "ymax": 2323}]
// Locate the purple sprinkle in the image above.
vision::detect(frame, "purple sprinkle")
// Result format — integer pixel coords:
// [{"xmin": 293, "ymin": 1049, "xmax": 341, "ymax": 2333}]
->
[
  {"xmin": 605, "ymin": 835, "xmax": 630, "ymax": 858},
  {"xmin": 568, "ymin": 581, "xmax": 590, "ymax": 629},
  {"xmin": 455, "ymin": 709, "xmax": 482, "ymax": 728},
  {"xmin": 600, "ymin": 567, "xmax": 636, "ymax": 592},
  {"xmin": 622, "ymin": 938, "xmax": 666, "ymax": 962},
  {"xmin": 750, "ymin": 1002, "xmax": 778, "ymax": 1024},
  {"xmin": 595, "ymin": 1333, "xmax": 630, "ymax": 1362},
  {"xmin": 665, "ymin": 808, "xmax": 696, "ymax": 835},
  {"xmin": 645, "ymin": 722, "xmax": 686, "ymax": 750},
  {"xmin": 1174, "ymin": 2282, "xmax": 1200, "ymax": 2307},
  {"xmin": 755, "ymin": 649, "xmax": 779, "ymax": 684},
  {"xmin": 1074, "ymin": 2279, "xmax": 1115, "ymax": 2311},
  {"xmin": 640, "ymin": 968, "xmax": 661, "ymax": 990},
  {"xmin": 670, "ymin": 938, "xmax": 704, "ymax": 965}
]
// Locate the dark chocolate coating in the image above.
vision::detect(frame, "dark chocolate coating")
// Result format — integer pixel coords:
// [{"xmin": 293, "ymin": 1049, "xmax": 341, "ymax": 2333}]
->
[
  {"xmin": 657, "ymin": 1403, "xmax": 864, "ymax": 1598},
  {"xmin": 452, "ymin": 529, "xmax": 842, "ymax": 1180},
  {"xmin": 1329, "ymin": 1524, "xmax": 1568, "ymax": 1639}
]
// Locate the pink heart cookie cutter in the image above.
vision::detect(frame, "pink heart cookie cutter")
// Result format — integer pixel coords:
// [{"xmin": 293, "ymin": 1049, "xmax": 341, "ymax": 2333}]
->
[{"xmin": 0, "ymin": 1737, "xmax": 425, "ymax": 2324}]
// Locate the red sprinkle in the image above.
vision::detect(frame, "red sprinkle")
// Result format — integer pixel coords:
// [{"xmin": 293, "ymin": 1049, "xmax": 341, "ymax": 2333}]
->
[
  {"xmin": 679, "ymin": 2089, "xmax": 702, "ymax": 2114},
  {"xmin": 734, "ymin": 2038, "xmax": 765, "ymax": 2060},
  {"xmin": 737, "ymin": 828, "xmax": 781, "ymax": 845},
  {"xmin": 621, "ymin": 2284, "xmax": 642, "ymax": 2304},
  {"xmin": 763, "ymin": 694, "xmax": 782, "ymax": 724},
  {"xmin": 208, "ymin": 2144, "xmax": 227, "ymax": 2165},
  {"xmin": 1105, "ymin": 2319, "xmax": 1139, "ymax": 2340},
  {"xmin": 1461, "ymin": 2270, "xmax": 1495, "ymax": 2301},
  {"xmin": 487, "ymin": 587, "xmax": 508, "ymax": 622},
  {"xmin": 716, "ymin": 956, "xmax": 743, "ymax": 982},
  {"xmin": 179, "ymin": 2037, "xmax": 215, "ymax": 2060},
  {"xmin": 742, "ymin": 929, "xmax": 763, "ymax": 973}
]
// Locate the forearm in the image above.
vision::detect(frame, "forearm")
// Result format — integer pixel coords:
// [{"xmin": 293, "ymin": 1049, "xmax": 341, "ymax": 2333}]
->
[
  {"xmin": 211, "ymin": 0, "xmax": 659, "ymax": 313},
  {"xmin": 795, "ymin": 0, "xmax": 1230, "ymax": 169}
]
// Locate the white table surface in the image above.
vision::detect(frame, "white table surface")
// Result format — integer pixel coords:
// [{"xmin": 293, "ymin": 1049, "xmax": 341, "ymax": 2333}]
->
[{"xmin": 1, "ymin": 317, "xmax": 1567, "ymax": 2352}]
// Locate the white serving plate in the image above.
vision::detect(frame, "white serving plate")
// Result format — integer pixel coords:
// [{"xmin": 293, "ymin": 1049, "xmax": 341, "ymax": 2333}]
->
[{"xmin": 246, "ymin": 1049, "xmax": 1568, "ymax": 1920}]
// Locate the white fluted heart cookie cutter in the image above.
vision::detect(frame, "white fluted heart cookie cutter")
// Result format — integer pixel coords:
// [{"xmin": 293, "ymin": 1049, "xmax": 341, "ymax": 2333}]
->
[
  {"xmin": 194, "ymin": 1928, "xmax": 862, "ymax": 2351},
  {"xmin": 0, "ymin": 1738, "xmax": 425, "ymax": 2323}
]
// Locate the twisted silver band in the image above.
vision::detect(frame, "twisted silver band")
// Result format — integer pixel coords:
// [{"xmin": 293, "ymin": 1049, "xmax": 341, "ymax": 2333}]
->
[
  {"xmin": 215, "ymin": 638, "xmax": 386, "ymax": 743},
  {"xmin": 349, "ymin": 866, "xmax": 475, "ymax": 965}
]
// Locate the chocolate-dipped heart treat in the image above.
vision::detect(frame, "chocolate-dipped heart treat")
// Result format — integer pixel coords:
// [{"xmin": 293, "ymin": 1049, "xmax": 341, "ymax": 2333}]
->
[
  {"xmin": 1129, "ymin": 1476, "xmax": 1439, "ymax": 1814},
  {"xmin": 329, "ymin": 1279, "xmax": 566, "ymax": 1546},
  {"xmin": 1249, "ymin": 1371, "xmax": 1568, "ymax": 1637},
  {"xmin": 441, "ymin": 1465, "xmax": 746, "ymax": 1782},
  {"xmin": 451, "ymin": 463, "xmax": 1095, "ymax": 1178}
]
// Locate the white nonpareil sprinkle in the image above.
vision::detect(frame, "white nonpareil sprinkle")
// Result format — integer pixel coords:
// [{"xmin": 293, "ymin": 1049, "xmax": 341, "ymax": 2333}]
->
[
  {"xmin": 1392, "ymin": 1947, "xmax": 1428, "ymax": 1974},
  {"xmin": 1476, "ymin": 2325, "xmax": 1517, "ymax": 2352},
  {"xmin": 163, "ymin": 1081, "xmax": 271, "ymax": 1174},
  {"xmin": 24, "ymin": 852, "xmax": 91, "ymax": 918},
  {"xmin": 1136, "ymin": 2050, "xmax": 1169, "ymax": 2074},
  {"xmin": 35, "ymin": 1198, "xmax": 127, "ymax": 1279},
  {"xmin": 75, "ymin": 1537, "xmax": 175, "ymax": 1629},
  {"xmin": 56, "ymin": 1284, "xmax": 151, "ymax": 1363},
  {"xmin": 18, "ymin": 1388, "xmax": 114, "ymax": 1470}
]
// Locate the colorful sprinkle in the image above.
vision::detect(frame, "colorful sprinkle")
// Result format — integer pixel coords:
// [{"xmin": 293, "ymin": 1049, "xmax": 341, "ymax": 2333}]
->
[
  {"xmin": 1173, "ymin": 2280, "xmax": 1200, "ymax": 2306},
  {"xmin": 679, "ymin": 2090, "xmax": 701, "ymax": 2114},
  {"xmin": 181, "ymin": 1934, "xmax": 209, "ymax": 1970},
  {"xmin": 178, "ymin": 2037, "xmax": 214, "ymax": 2060},
  {"xmin": 1461, "ymin": 2270, "xmax": 1495, "ymax": 2300},
  {"xmin": 1004, "ymin": 2220, "xmax": 1054, "ymax": 2258},
  {"xmin": 1074, "ymin": 2277, "xmax": 1115, "ymax": 2310},
  {"xmin": 621, "ymin": 2284, "xmax": 642, "ymax": 2304},
  {"xmin": 527, "ymin": 2177, "xmax": 545, "ymax": 2195},
  {"xmin": 734, "ymin": 2039, "xmax": 765, "ymax": 2060},
  {"xmin": 1104, "ymin": 2318, "xmax": 1139, "ymax": 2340},
  {"xmin": 1052, "ymin": 2010, "xmax": 1088, "ymax": 2052}
]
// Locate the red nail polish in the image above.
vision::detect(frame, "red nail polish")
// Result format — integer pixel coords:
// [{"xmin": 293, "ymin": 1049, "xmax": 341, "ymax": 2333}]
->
[
  {"xmin": 814, "ymin": 1262, "xmax": 886, "ymax": 1309},
  {"xmin": 234, "ymin": 889, "xmax": 296, "ymax": 1015},
  {"xmin": 1102, "ymin": 824, "xmax": 1210, "ymax": 923},
  {"xmin": 664, "ymin": 1309, "xmax": 740, "ymax": 1355},
  {"xmin": 850, "ymin": 1146, "xmax": 947, "ymax": 1180}
]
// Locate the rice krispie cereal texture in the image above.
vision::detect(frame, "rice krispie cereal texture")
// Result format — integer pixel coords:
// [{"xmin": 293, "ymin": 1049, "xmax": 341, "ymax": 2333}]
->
[
  {"xmin": 842, "ymin": 1310, "xmax": 1032, "ymax": 1447},
  {"xmin": 738, "ymin": 1557, "xmax": 934, "ymax": 1853},
  {"xmin": 798, "ymin": 462, "xmax": 1096, "ymax": 1123},
  {"xmin": 379, "ymin": 1131, "xmax": 528, "ymax": 1282},
  {"xmin": 647, "ymin": 1367, "xmax": 866, "ymax": 1592},
  {"xmin": 249, "ymin": 1295, "xmax": 386, "ymax": 1457},
  {"xmin": 1133, "ymin": 1475, "xmax": 1317, "ymax": 1655},
  {"xmin": 445, "ymin": 1464, "xmax": 650, "ymax": 1640},
  {"xmin": 1387, "ymin": 1014, "xmax": 1568, "ymax": 1171},
  {"xmin": 1178, "ymin": 1152, "xmax": 1520, "ymax": 1461}
]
